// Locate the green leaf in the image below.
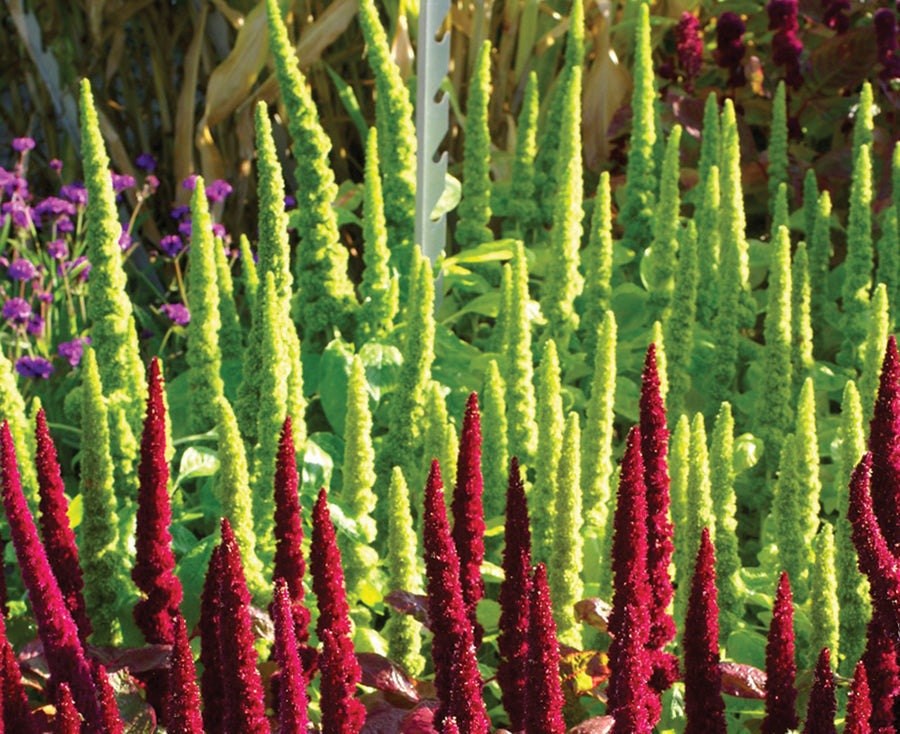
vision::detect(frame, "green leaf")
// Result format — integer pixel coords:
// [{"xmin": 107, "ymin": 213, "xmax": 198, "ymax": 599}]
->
[
  {"xmin": 67, "ymin": 492, "xmax": 83, "ymax": 529},
  {"xmin": 442, "ymin": 239, "xmax": 517, "ymax": 269},
  {"xmin": 431, "ymin": 174, "xmax": 461, "ymax": 220},
  {"xmin": 319, "ymin": 337, "xmax": 356, "ymax": 435},
  {"xmin": 175, "ymin": 446, "xmax": 220, "ymax": 488},
  {"xmin": 359, "ymin": 342, "xmax": 403, "ymax": 403},
  {"xmin": 323, "ymin": 61, "xmax": 369, "ymax": 142},
  {"xmin": 300, "ymin": 432, "xmax": 338, "ymax": 495},
  {"xmin": 441, "ymin": 292, "xmax": 501, "ymax": 324},
  {"xmin": 175, "ymin": 534, "xmax": 218, "ymax": 630},
  {"xmin": 733, "ymin": 433, "xmax": 763, "ymax": 475}
]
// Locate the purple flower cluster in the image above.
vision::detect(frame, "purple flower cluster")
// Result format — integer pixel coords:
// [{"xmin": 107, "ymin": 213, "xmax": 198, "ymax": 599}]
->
[
  {"xmin": 136, "ymin": 153, "xmax": 157, "ymax": 171},
  {"xmin": 161, "ymin": 303, "xmax": 190, "ymax": 326},
  {"xmin": 159, "ymin": 234, "xmax": 184, "ymax": 257},
  {"xmin": 206, "ymin": 180, "xmax": 233, "ymax": 203},
  {"xmin": 768, "ymin": 0, "xmax": 804, "ymax": 88},
  {"xmin": 8, "ymin": 259, "xmax": 36, "ymax": 281},
  {"xmin": 47, "ymin": 239, "xmax": 68, "ymax": 260},
  {"xmin": 12, "ymin": 138, "xmax": 35, "ymax": 153},
  {"xmin": 15, "ymin": 356, "xmax": 54, "ymax": 379},
  {"xmin": 60, "ymin": 183, "xmax": 87, "ymax": 208},
  {"xmin": 3, "ymin": 297, "xmax": 31, "ymax": 324},
  {"xmin": 58, "ymin": 337, "xmax": 91, "ymax": 368},
  {"xmin": 676, "ymin": 13, "xmax": 704, "ymax": 91},
  {"xmin": 715, "ymin": 12, "xmax": 747, "ymax": 87},
  {"xmin": 875, "ymin": 9, "xmax": 900, "ymax": 80},
  {"xmin": 110, "ymin": 172, "xmax": 136, "ymax": 193}
]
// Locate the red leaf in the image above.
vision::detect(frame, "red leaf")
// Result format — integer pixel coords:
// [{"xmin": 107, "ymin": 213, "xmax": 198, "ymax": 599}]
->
[
  {"xmin": 567, "ymin": 714, "xmax": 615, "ymax": 733},
  {"xmin": 357, "ymin": 652, "xmax": 420, "ymax": 704},
  {"xmin": 719, "ymin": 662, "xmax": 766, "ymax": 699},
  {"xmin": 384, "ymin": 590, "xmax": 432, "ymax": 630}
]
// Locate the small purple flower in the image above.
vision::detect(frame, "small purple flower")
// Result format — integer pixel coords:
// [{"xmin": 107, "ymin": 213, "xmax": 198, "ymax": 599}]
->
[
  {"xmin": 47, "ymin": 239, "xmax": 68, "ymax": 260},
  {"xmin": 36, "ymin": 292, "xmax": 53, "ymax": 304},
  {"xmin": 676, "ymin": 13, "xmax": 704, "ymax": 91},
  {"xmin": 178, "ymin": 220, "xmax": 192, "ymax": 239},
  {"xmin": 136, "ymin": 153, "xmax": 157, "ymax": 171},
  {"xmin": 49, "ymin": 159, "xmax": 63, "ymax": 173},
  {"xmin": 33, "ymin": 197, "xmax": 77, "ymax": 220},
  {"xmin": 159, "ymin": 234, "xmax": 183, "ymax": 257},
  {"xmin": 2, "ymin": 200, "xmax": 33, "ymax": 229},
  {"xmin": 16, "ymin": 356, "xmax": 54, "ymax": 379},
  {"xmin": 145, "ymin": 174, "xmax": 159, "ymax": 192},
  {"xmin": 111, "ymin": 172, "xmax": 136, "ymax": 193},
  {"xmin": 26, "ymin": 316, "xmax": 44, "ymax": 337},
  {"xmin": 8, "ymin": 259, "xmax": 36, "ymax": 281},
  {"xmin": 715, "ymin": 12, "xmax": 747, "ymax": 87},
  {"xmin": 56, "ymin": 216, "xmax": 74, "ymax": 233},
  {"xmin": 60, "ymin": 183, "xmax": 88, "ymax": 208},
  {"xmin": 182, "ymin": 175, "xmax": 199, "ymax": 191},
  {"xmin": 58, "ymin": 337, "xmax": 90, "ymax": 368},
  {"xmin": 119, "ymin": 227, "xmax": 132, "ymax": 252},
  {"xmin": 12, "ymin": 138, "xmax": 35, "ymax": 153},
  {"xmin": 171, "ymin": 206, "xmax": 190, "ymax": 220},
  {"xmin": 212, "ymin": 223, "xmax": 226, "ymax": 239},
  {"xmin": 284, "ymin": 195, "xmax": 296, "ymax": 208},
  {"xmin": 206, "ymin": 180, "xmax": 233, "ymax": 203},
  {"xmin": 2, "ymin": 298, "xmax": 32, "ymax": 324},
  {"xmin": 60, "ymin": 257, "xmax": 90, "ymax": 282},
  {"xmin": 161, "ymin": 303, "xmax": 190, "ymax": 326}
]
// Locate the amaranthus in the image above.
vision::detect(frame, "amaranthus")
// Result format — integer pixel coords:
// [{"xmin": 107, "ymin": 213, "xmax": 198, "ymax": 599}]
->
[
  {"xmin": 531, "ymin": 339, "xmax": 564, "ymax": 564},
  {"xmin": 580, "ymin": 172, "xmax": 614, "ymax": 362},
  {"xmin": 768, "ymin": 82, "xmax": 788, "ymax": 219},
  {"xmin": 762, "ymin": 572, "xmax": 799, "ymax": 734},
  {"xmin": 790, "ymin": 242, "xmax": 814, "ymax": 402},
  {"xmin": 648, "ymin": 125, "xmax": 682, "ymax": 321},
  {"xmin": 506, "ymin": 73, "xmax": 540, "ymax": 235},
  {"xmin": 808, "ymin": 524, "xmax": 839, "ymax": 670},
  {"xmin": 480, "ymin": 360, "xmax": 508, "ymax": 519},
  {"xmin": 166, "ymin": 615, "xmax": 204, "ymax": 734},
  {"xmin": 272, "ymin": 580, "xmax": 310, "ymax": 734},
  {"xmin": 666, "ymin": 220, "xmax": 698, "ymax": 416},
  {"xmin": 524, "ymin": 564, "xmax": 566, "ymax": 734},
  {"xmin": 802, "ymin": 648, "xmax": 836, "ymax": 734}
]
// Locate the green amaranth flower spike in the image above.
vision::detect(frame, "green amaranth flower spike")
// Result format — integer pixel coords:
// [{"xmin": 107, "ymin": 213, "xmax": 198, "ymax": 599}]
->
[
  {"xmin": 503, "ymin": 243, "xmax": 537, "ymax": 467},
  {"xmin": 696, "ymin": 164, "xmax": 720, "ymax": 327},
  {"xmin": 771, "ymin": 182, "xmax": 789, "ymax": 239},
  {"xmin": 79, "ymin": 79, "xmax": 146, "ymax": 439},
  {"xmin": 651, "ymin": 320, "xmax": 668, "ymax": 404},
  {"xmin": 853, "ymin": 81, "xmax": 874, "ymax": 156},
  {"xmin": 834, "ymin": 381, "xmax": 870, "ymax": 675},
  {"xmin": 768, "ymin": 81, "xmax": 788, "ymax": 223},
  {"xmin": 839, "ymin": 143, "xmax": 874, "ymax": 369},
  {"xmin": 893, "ymin": 140, "xmax": 900, "ymax": 218},
  {"xmin": 214, "ymin": 236, "xmax": 244, "ymax": 370},
  {"xmin": 859, "ymin": 283, "xmax": 890, "ymax": 423},
  {"xmin": 802, "ymin": 169, "xmax": 818, "ymax": 245},
  {"xmin": 543, "ymin": 62, "xmax": 584, "ymax": 343},
  {"xmin": 808, "ymin": 523, "xmax": 839, "ymax": 671},
  {"xmin": 239, "ymin": 233, "xmax": 259, "ymax": 315},
  {"xmin": 696, "ymin": 93, "xmax": 721, "ymax": 201},
  {"xmin": 756, "ymin": 225, "xmax": 793, "ymax": 472},
  {"xmin": 665, "ymin": 220, "xmax": 698, "ymax": 418},
  {"xmin": 358, "ymin": 128, "xmax": 399, "ymax": 344},
  {"xmin": 549, "ymin": 412, "xmax": 583, "ymax": 649},
  {"xmin": 252, "ymin": 271, "xmax": 289, "ymax": 559},
  {"xmin": 79, "ymin": 347, "xmax": 128, "ymax": 646},
  {"xmin": 186, "ymin": 177, "xmax": 226, "ymax": 434},
  {"xmin": 582, "ymin": 311, "xmax": 617, "ymax": 536},
  {"xmin": 456, "ymin": 40, "xmax": 493, "ymax": 251},
  {"xmin": 648, "ymin": 125, "xmax": 683, "ymax": 321},
  {"xmin": 667, "ymin": 413, "xmax": 690, "ymax": 599},
  {"xmin": 357, "ymin": 0, "xmax": 417, "ymax": 283},
  {"xmin": 0, "ymin": 351, "xmax": 38, "ymax": 514},
  {"xmin": 386, "ymin": 467, "xmax": 425, "ymax": 676},
  {"xmin": 480, "ymin": 360, "xmax": 508, "ymax": 519},
  {"xmin": 265, "ymin": 0, "xmax": 356, "ymax": 342},
  {"xmin": 709, "ymin": 402, "xmax": 744, "ymax": 643},
  {"xmin": 877, "ymin": 207, "xmax": 899, "ymax": 330},
  {"xmin": 421, "ymin": 383, "xmax": 456, "ymax": 496},
  {"xmin": 790, "ymin": 242, "xmax": 813, "ymax": 404},
  {"xmin": 505, "ymin": 72, "xmax": 540, "ymax": 236},
  {"xmin": 214, "ymin": 396, "xmax": 268, "ymax": 604},
  {"xmin": 619, "ymin": 3, "xmax": 657, "ymax": 258},
  {"xmin": 579, "ymin": 171, "xmax": 613, "ymax": 365},
  {"xmin": 808, "ymin": 189, "xmax": 832, "ymax": 353},
  {"xmin": 531, "ymin": 339, "xmax": 564, "ymax": 566},
  {"xmin": 340, "ymin": 355, "xmax": 380, "ymax": 607}
]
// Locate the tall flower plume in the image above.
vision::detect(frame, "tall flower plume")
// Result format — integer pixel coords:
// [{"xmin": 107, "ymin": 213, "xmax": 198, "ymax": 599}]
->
[
  {"xmin": 524, "ymin": 563, "xmax": 566, "ymax": 734},
  {"xmin": 34, "ymin": 407, "xmax": 91, "ymax": 641},
  {"xmin": 0, "ymin": 609, "xmax": 37, "ymax": 733},
  {"xmin": 0, "ymin": 422, "xmax": 104, "ymax": 730},
  {"xmin": 715, "ymin": 12, "xmax": 746, "ymax": 86},
  {"xmin": 319, "ymin": 628, "xmax": 365, "ymax": 734},
  {"xmin": 55, "ymin": 682, "xmax": 81, "ymax": 734},
  {"xmin": 272, "ymin": 579, "xmax": 310, "ymax": 734},
  {"xmin": 767, "ymin": 0, "xmax": 803, "ymax": 88},
  {"xmin": 198, "ymin": 544, "xmax": 225, "ymax": 734},
  {"xmin": 675, "ymin": 13, "xmax": 703, "ymax": 91},
  {"xmin": 861, "ymin": 618, "xmax": 899, "ymax": 732},
  {"xmin": 166, "ymin": 615, "xmax": 203, "ymax": 734},
  {"xmin": 310, "ymin": 487, "xmax": 353, "ymax": 640},
  {"xmin": 761, "ymin": 572, "xmax": 799, "ymax": 734},
  {"xmin": 802, "ymin": 648, "xmax": 836, "ymax": 734},
  {"xmin": 93, "ymin": 664, "xmax": 124, "ymax": 734},
  {"xmin": 867, "ymin": 335, "xmax": 900, "ymax": 554},
  {"xmin": 843, "ymin": 660, "xmax": 872, "ymax": 734},
  {"xmin": 451, "ymin": 392, "xmax": 486, "ymax": 648},
  {"xmin": 497, "ymin": 457, "xmax": 532, "ymax": 731}
]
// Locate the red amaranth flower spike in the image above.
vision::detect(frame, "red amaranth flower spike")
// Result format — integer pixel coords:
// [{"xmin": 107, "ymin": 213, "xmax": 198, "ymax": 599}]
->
[
  {"xmin": 93, "ymin": 664, "xmax": 124, "ymax": 734},
  {"xmin": 0, "ymin": 422, "xmax": 104, "ymax": 731},
  {"xmin": 497, "ymin": 457, "xmax": 532, "ymax": 731},
  {"xmin": 683, "ymin": 528, "xmax": 727, "ymax": 733},
  {"xmin": 714, "ymin": 12, "xmax": 747, "ymax": 86},
  {"xmin": 217, "ymin": 519, "xmax": 268, "ymax": 734},
  {"xmin": 35, "ymin": 407, "xmax": 91, "ymax": 641},
  {"xmin": 166, "ymin": 615, "xmax": 203, "ymax": 734},
  {"xmin": 451, "ymin": 392, "xmax": 486, "ymax": 648},
  {"xmin": 55, "ymin": 682, "xmax": 81, "ymax": 734},
  {"xmin": 271, "ymin": 415, "xmax": 313, "ymax": 670},
  {"xmin": 867, "ymin": 336, "xmax": 900, "ymax": 555},
  {"xmin": 0, "ymin": 609, "xmax": 37, "ymax": 733},
  {"xmin": 767, "ymin": 0, "xmax": 803, "ymax": 88},
  {"xmin": 319, "ymin": 628, "xmax": 365, "ymax": 734},
  {"xmin": 861, "ymin": 618, "xmax": 899, "ymax": 732},
  {"xmin": 198, "ymin": 543, "xmax": 225, "ymax": 734},
  {"xmin": 802, "ymin": 648, "xmax": 836, "ymax": 734},
  {"xmin": 844, "ymin": 660, "xmax": 872, "ymax": 734},
  {"xmin": 761, "ymin": 572, "xmax": 799, "ymax": 734},
  {"xmin": 607, "ymin": 426, "xmax": 655, "ymax": 733},
  {"xmin": 311, "ymin": 487, "xmax": 353, "ymax": 640},
  {"xmin": 524, "ymin": 563, "xmax": 566, "ymax": 734},
  {"xmin": 675, "ymin": 13, "xmax": 703, "ymax": 92},
  {"xmin": 272, "ymin": 579, "xmax": 310, "ymax": 734},
  {"xmin": 639, "ymin": 344, "xmax": 678, "ymax": 692},
  {"xmin": 822, "ymin": 0, "xmax": 849, "ymax": 33}
]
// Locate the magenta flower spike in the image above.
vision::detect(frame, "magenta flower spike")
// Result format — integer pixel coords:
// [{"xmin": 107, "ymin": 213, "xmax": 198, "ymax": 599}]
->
[
  {"xmin": 443, "ymin": 718, "xmax": 460, "ymax": 734},
  {"xmin": 34, "ymin": 408, "xmax": 91, "ymax": 642},
  {"xmin": 802, "ymin": 648, "xmax": 836, "ymax": 734},
  {"xmin": 423, "ymin": 459, "xmax": 487, "ymax": 731},
  {"xmin": 217, "ymin": 519, "xmax": 269, "ymax": 734},
  {"xmin": 607, "ymin": 427, "xmax": 655, "ymax": 732},
  {"xmin": 272, "ymin": 579, "xmax": 310, "ymax": 734},
  {"xmin": 310, "ymin": 487, "xmax": 353, "ymax": 640},
  {"xmin": 867, "ymin": 335, "xmax": 900, "ymax": 555},
  {"xmin": 166, "ymin": 615, "xmax": 203, "ymax": 734},
  {"xmin": 861, "ymin": 618, "xmax": 899, "ymax": 732},
  {"xmin": 319, "ymin": 628, "xmax": 365, "ymax": 734},
  {"xmin": 271, "ymin": 416, "xmax": 314, "ymax": 671},
  {"xmin": 683, "ymin": 528, "xmax": 727, "ymax": 734},
  {"xmin": 0, "ymin": 422, "xmax": 104, "ymax": 730},
  {"xmin": 55, "ymin": 682, "xmax": 81, "ymax": 734},
  {"xmin": 675, "ymin": 13, "xmax": 703, "ymax": 91},
  {"xmin": 132, "ymin": 357, "xmax": 182, "ymax": 645},
  {"xmin": 639, "ymin": 344, "xmax": 678, "ymax": 691},
  {"xmin": 198, "ymin": 544, "xmax": 225, "ymax": 734},
  {"xmin": 451, "ymin": 392, "xmax": 487, "ymax": 648},
  {"xmin": 524, "ymin": 564, "xmax": 566, "ymax": 734},
  {"xmin": 761, "ymin": 572, "xmax": 799, "ymax": 734},
  {"xmin": 0, "ymin": 611, "xmax": 37, "ymax": 733},
  {"xmin": 767, "ymin": 0, "xmax": 803, "ymax": 88},
  {"xmin": 714, "ymin": 12, "xmax": 747, "ymax": 86},
  {"xmin": 497, "ymin": 457, "xmax": 532, "ymax": 731},
  {"xmin": 844, "ymin": 661, "xmax": 872, "ymax": 734},
  {"xmin": 92, "ymin": 664, "xmax": 124, "ymax": 734},
  {"xmin": 848, "ymin": 453, "xmax": 900, "ymax": 636}
]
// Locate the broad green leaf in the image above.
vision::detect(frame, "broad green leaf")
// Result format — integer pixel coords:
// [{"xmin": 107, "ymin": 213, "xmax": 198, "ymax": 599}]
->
[
  {"xmin": 442, "ymin": 239, "xmax": 517, "ymax": 269},
  {"xmin": 175, "ymin": 446, "xmax": 220, "ymax": 487},
  {"xmin": 359, "ymin": 342, "xmax": 403, "ymax": 402},
  {"xmin": 319, "ymin": 337, "xmax": 355, "ymax": 435},
  {"xmin": 733, "ymin": 433, "xmax": 763, "ymax": 474},
  {"xmin": 430, "ymin": 173, "xmax": 461, "ymax": 220}
]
